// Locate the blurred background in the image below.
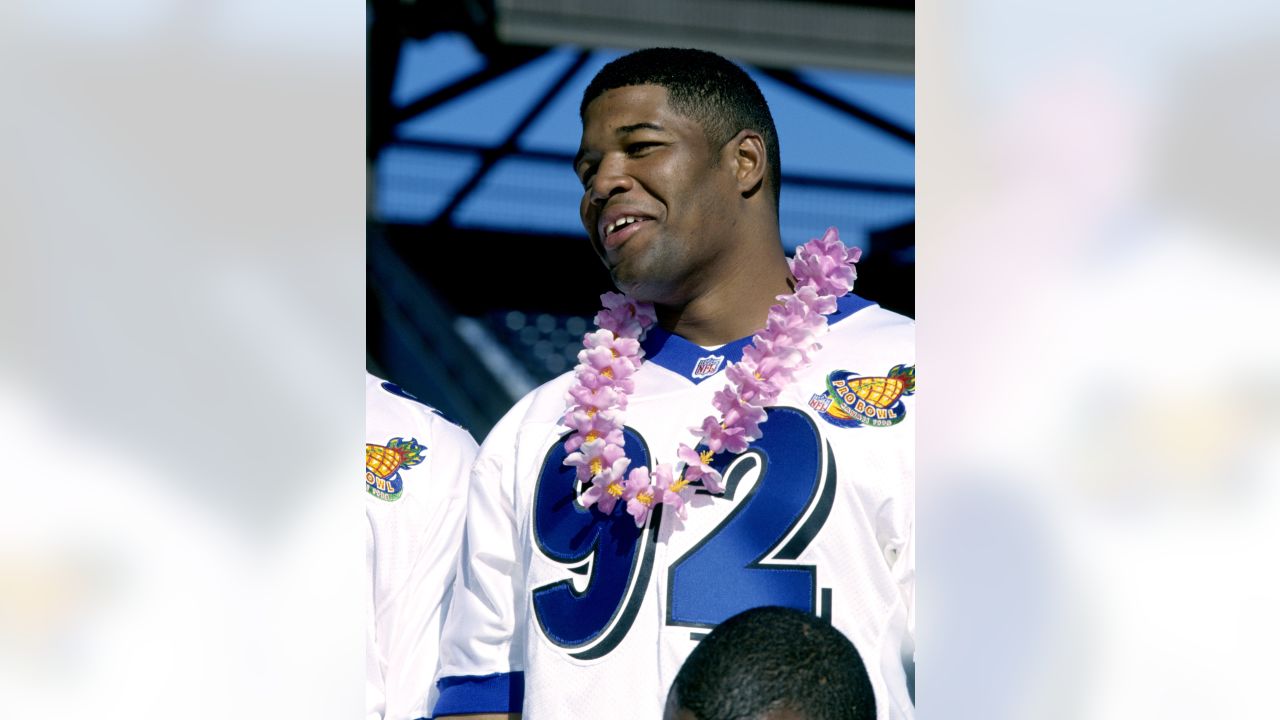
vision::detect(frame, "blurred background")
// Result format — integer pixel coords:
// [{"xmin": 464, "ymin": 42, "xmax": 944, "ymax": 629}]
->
[
  {"xmin": 4, "ymin": 0, "xmax": 1278, "ymax": 718},
  {"xmin": 365, "ymin": 0, "xmax": 917, "ymax": 438},
  {"xmin": 919, "ymin": 1, "xmax": 1280, "ymax": 717}
]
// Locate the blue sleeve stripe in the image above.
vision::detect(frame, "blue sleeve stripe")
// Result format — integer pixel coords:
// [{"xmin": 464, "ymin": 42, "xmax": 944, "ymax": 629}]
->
[{"xmin": 432, "ymin": 672, "xmax": 525, "ymax": 717}]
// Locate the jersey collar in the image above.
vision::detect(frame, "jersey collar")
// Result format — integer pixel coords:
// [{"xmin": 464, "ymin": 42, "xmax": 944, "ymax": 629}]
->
[{"xmin": 639, "ymin": 293, "xmax": 875, "ymax": 385}]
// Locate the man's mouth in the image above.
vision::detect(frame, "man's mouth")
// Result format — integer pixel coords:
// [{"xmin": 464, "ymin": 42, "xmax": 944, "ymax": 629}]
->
[{"xmin": 601, "ymin": 215, "xmax": 652, "ymax": 250}]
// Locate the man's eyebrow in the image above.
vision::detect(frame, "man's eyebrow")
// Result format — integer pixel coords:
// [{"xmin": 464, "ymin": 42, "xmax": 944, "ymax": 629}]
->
[{"xmin": 616, "ymin": 122, "xmax": 665, "ymax": 135}]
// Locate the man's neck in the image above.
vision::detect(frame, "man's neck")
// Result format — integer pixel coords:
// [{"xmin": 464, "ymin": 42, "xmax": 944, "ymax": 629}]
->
[{"xmin": 655, "ymin": 250, "xmax": 793, "ymax": 346}]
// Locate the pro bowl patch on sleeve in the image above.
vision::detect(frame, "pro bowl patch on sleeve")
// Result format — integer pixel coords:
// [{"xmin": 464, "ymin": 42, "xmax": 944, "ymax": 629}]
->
[
  {"xmin": 365, "ymin": 437, "xmax": 426, "ymax": 501},
  {"xmin": 810, "ymin": 364, "xmax": 915, "ymax": 429}
]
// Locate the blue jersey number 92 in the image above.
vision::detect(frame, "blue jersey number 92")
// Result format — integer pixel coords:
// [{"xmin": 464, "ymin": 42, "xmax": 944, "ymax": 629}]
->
[{"xmin": 531, "ymin": 408, "xmax": 835, "ymax": 658}]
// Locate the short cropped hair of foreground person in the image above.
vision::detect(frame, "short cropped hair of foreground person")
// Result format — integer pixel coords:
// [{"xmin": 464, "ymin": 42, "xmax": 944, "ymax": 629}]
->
[{"xmin": 665, "ymin": 607, "xmax": 877, "ymax": 720}]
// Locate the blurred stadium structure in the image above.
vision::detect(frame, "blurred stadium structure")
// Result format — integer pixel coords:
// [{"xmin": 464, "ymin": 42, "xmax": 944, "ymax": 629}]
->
[{"xmin": 366, "ymin": 0, "xmax": 915, "ymax": 438}]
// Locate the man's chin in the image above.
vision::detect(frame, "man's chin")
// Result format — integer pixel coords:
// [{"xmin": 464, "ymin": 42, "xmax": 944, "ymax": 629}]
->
[
  {"xmin": 609, "ymin": 278, "xmax": 670, "ymax": 307},
  {"xmin": 609, "ymin": 276, "xmax": 642, "ymax": 300},
  {"xmin": 607, "ymin": 264, "xmax": 639, "ymax": 296},
  {"xmin": 607, "ymin": 256, "xmax": 678, "ymax": 305}
]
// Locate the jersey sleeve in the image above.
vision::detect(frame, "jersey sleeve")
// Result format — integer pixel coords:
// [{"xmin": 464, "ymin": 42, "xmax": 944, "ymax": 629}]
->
[
  {"xmin": 432, "ymin": 399, "xmax": 532, "ymax": 717},
  {"xmin": 367, "ymin": 375, "xmax": 480, "ymax": 720},
  {"xmin": 366, "ymin": 516, "xmax": 386, "ymax": 720},
  {"xmin": 892, "ymin": 503, "xmax": 915, "ymax": 663}
]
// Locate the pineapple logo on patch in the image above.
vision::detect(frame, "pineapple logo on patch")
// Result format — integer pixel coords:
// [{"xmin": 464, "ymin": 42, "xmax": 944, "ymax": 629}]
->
[
  {"xmin": 366, "ymin": 437, "xmax": 426, "ymax": 501},
  {"xmin": 809, "ymin": 364, "xmax": 915, "ymax": 428}
]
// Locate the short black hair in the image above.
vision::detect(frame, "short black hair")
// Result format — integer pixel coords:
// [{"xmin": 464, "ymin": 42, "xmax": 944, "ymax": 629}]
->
[
  {"xmin": 670, "ymin": 607, "xmax": 876, "ymax": 720},
  {"xmin": 580, "ymin": 47, "xmax": 782, "ymax": 210}
]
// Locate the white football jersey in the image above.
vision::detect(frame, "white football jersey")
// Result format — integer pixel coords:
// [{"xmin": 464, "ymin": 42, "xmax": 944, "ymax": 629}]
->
[
  {"xmin": 366, "ymin": 373, "xmax": 477, "ymax": 720},
  {"xmin": 435, "ymin": 296, "xmax": 914, "ymax": 719}
]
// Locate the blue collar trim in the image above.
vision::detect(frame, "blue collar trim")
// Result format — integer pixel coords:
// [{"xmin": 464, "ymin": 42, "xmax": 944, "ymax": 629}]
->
[{"xmin": 640, "ymin": 293, "xmax": 875, "ymax": 385}]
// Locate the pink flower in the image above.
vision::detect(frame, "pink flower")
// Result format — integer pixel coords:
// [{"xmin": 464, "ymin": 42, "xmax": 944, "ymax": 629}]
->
[
  {"xmin": 661, "ymin": 469, "xmax": 696, "ymax": 520},
  {"xmin": 790, "ymin": 227, "xmax": 857, "ymax": 298},
  {"xmin": 756, "ymin": 323, "xmax": 814, "ymax": 367},
  {"xmin": 780, "ymin": 289, "xmax": 832, "ymax": 330},
  {"xmin": 565, "ymin": 438, "xmax": 627, "ymax": 482},
  {"xmin": 583, "ymin": 328, "xmax": 642, "ymax": 357},
  {"xmin": 755, "ymin": 330, "xmax": 816, "ymax": 370},
  {"xmin": 632, "ymin": 302, "xmax": 657, "ymax": 330},
  {"xmin": 573, "ymin": 365, "xmax": 630, "ymax": 392},
  {"xmin": 574, "ymin": 441, "xmax": 632, "ymax": 513},
  {"xmin": 580, "ymin": 344, "xmax": 639, "ymax": 384},
  {"xmin": 677, "ymin": 443, "xmax": 724, "ymax": 494},
  {"xmin": 562, "ymin": 407, "xmax": 624, "ymax": 452},
  {"xmin": 711, "ymin": 386, "xmax": 739, "ymax": 415},
  {"xmin": 720, "ymin": 398, "xmax": 766, "ymax": 444},
  {"xmin": 742, "ymin": 343, "xmax": 798, "ymax": 387},
  {"xmin": 569, "ymin": 384, "xmax": 626, "ymax": 413},
  {"xmin": 595, "ymin": 293, "xmax": 657, "ymax": 338},
  {"xmin": 787, "ymin": 284, "xmax": 837, "ymax": 316},
  {"xmin": 694, "ymin": 414, "xmax": 749, "ymax": 455},
  {"xmin": 758, "ymin": 293, "xmax": 828, "ymax": 355},
  {"xmin": 759, "ymin": 309, "xmax": 805, "ymax": 344},
  {"xmin": 698, "ymin": 387, "xmax": 764, "ymax": 455},
  {"xmin": 604, "ymin": 293, "xmax": 657, "ymax": 331},
  {"xmin": 570, "ymin": 330, "xmax": 641, "ymax": 394},
  {"xmin": 623, "ymin": 465, "xmax": 661, "ymax": 527},
  {"xmin": 640, "ymin": 462, "xmax": 691, "ymax": 522},
  {"xmin": 725, "ymin": 361, "xmax": 781, "ymax": 406}
]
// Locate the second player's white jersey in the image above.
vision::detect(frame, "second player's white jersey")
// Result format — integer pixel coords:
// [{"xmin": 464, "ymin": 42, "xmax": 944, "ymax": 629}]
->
[
  {"xmin": 366, "ymin": 373, "xmax": 477, "ymax": 720},
  {"xmin": 435, "ymin": 296, "xmax": 914, "ymax": 719}
]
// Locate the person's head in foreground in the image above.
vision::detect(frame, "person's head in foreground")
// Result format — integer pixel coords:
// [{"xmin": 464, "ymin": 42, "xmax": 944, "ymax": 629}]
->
[
  {"xmin": 665, "ymin": 606, "xmax": 877, "ymax": 720},
  {"xmin": 576, "ymin": 47, "xmax": 788, "ymax": 331}
]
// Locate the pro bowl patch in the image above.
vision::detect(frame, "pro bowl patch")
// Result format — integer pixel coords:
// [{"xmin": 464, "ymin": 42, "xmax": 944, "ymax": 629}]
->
[
  {"xmin": 365, "ymin": 437, "xmax": 425, "ymax": 501},
  {"xmin": 810, "ymin": 364, "xmax": 915, "ymax": 429}
]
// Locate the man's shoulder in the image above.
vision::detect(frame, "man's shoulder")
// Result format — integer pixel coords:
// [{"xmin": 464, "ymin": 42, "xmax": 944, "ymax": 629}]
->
[
  {"xmin": 478, "ymin": 370, "xmax": 578, "ymax": 450},
  {"xmin": 366, "ymin": 372, "xmax": 478, "ymax": 449},
  {"xmin": 829, "ymin": 299, "xmax": 914, "ymax": 342}
]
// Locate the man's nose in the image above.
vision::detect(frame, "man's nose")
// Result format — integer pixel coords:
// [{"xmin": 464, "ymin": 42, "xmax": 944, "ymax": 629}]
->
[{"xmin": 588, "ymin": 158, "xmax": 633, "ymax": 205}]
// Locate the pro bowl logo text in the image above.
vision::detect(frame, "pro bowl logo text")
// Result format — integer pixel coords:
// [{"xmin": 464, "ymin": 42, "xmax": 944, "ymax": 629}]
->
[
  {"xmin": 365, "ymin": 437, "xmax": 425, "ymax": 501},
  {"xmin": 809, "ymin": 364, "xmax": 915, "ymax": 428}
]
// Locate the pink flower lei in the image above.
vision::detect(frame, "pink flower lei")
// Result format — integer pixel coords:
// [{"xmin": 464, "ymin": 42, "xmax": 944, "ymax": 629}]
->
[{"xmin": 561, "ymin": 227, "xmax": 861, "ymax": 528}]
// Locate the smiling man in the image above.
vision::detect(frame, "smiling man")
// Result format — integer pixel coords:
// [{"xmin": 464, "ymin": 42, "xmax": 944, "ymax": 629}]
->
[
  {"xmin": 574, "ymin": 53, "xmax": 790, "ymax": 347},
  {"xmin": 433, "ymin": 48, "xmax": 915, "ymax": 719}
]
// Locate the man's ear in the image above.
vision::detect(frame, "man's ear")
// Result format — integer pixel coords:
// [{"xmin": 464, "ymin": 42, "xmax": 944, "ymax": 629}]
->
[{"xmin": 729, "ymin": 129, "xmax": 767, "ymax": 199}]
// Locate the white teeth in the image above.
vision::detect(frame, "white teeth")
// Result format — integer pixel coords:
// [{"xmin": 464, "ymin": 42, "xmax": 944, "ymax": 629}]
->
[{"xmin": 605, "ymin": 216, "xmax": 642, "ymax": 237}]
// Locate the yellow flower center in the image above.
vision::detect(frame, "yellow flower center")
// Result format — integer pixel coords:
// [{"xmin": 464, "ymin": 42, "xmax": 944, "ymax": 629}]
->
[
  {"xmin": 586, "ymin": 431, "xmax": 599, "ymax": 442},
  {"xmin": 670, "ymin": 478, "xmax": 690, "ymax": 493},
  {"xmin": 607, "ymin": 481, "xmax": 625, "ymax": 497},
  {"xmin": 586, "ymin": 408, "xmax": 597, "ymax": 418},
  {"xmin": 699, "ymin": 449, "xmax": 715, "ymax": 465},
  {"xmin": 591, "ymin": 458, "xmax": 603, "ymax": 476},
  {"xmin": 636, "ymin": 491, "xmax": 653, "ymax": 506},
  {"xmin": 602, "ymin": 367, "xmax": 614, "ymax": 379}
]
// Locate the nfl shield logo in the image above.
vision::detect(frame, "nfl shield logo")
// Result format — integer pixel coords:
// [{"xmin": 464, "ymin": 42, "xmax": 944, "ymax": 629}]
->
[{"xmin": 692, "ymin": 354, "xmax": 725, "ymax": 379}]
